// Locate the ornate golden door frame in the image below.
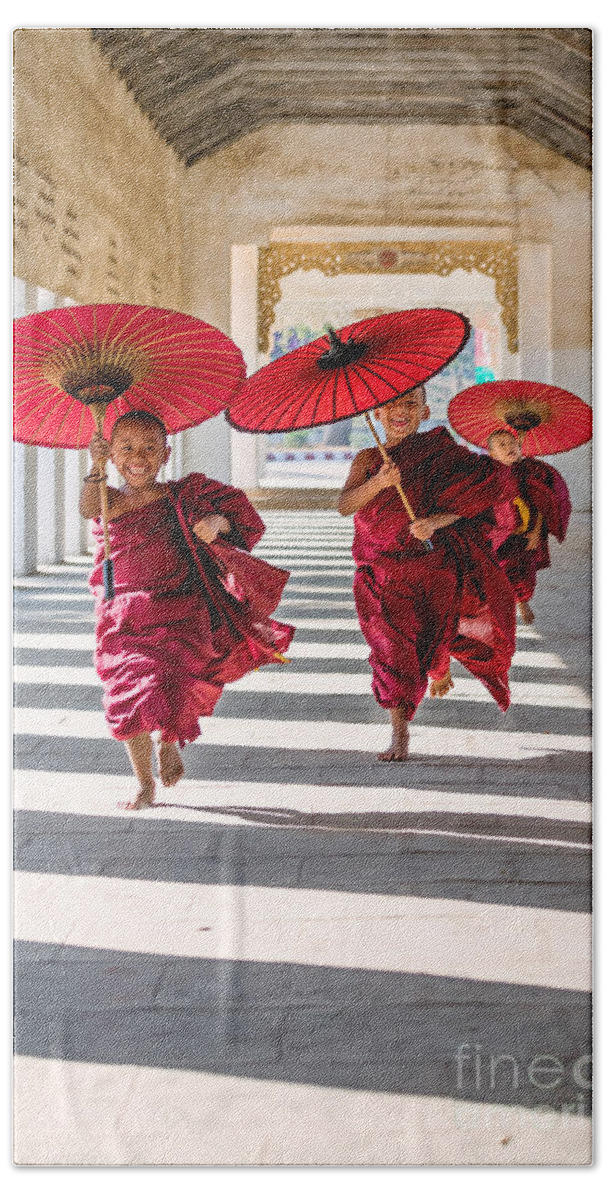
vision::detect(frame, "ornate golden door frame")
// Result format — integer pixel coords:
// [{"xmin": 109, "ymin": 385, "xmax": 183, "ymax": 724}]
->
[{"xmin": 257, "ymin": 240, "xmax": 518, "ymax": 355}]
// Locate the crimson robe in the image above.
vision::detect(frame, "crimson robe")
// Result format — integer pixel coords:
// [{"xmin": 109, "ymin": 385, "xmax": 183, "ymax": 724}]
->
[
  {"xmin": 90, "ymin": 473, "xmax": 294, "ymax": 745},
  {"xmin": 490, "ymin": 458, "xmax": 572, "ymax": 602},
  {"xmin": 352, "ymin": 427, "xmax": 516, "ymax": 718}
]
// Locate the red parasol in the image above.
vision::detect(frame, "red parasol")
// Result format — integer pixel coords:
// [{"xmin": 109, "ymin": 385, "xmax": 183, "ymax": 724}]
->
[
  {"xmin": 448, "ymin": 379, "xmax": 592, "ymax": 456},
  {"xmin": 14, "ymin": 302, "xmax": 245, "ymax": 448},
  {"xmin": 14, "ymin": 303, "xmax": 246, "ymax": 597},
  {"xmin": 227, "ymin": 308, "xmax": 471, "ymax": 551},
  {"xmin": 227, "ymin": 308, "xmax": 470, "ymax": 433}
]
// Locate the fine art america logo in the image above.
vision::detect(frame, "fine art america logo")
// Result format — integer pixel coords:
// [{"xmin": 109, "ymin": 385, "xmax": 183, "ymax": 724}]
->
[{"xmin": 454, "ymin": 1043, "xmax": 591, "ymax": 1124}]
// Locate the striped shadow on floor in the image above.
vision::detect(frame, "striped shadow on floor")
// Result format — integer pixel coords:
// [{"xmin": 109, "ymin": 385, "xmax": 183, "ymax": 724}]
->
[
  {"xmin": 12, "ymin": 507, "xmax": 592, "ymax": 1164},
  {"xmin": 13, "ymin": 774, "xmax": 591, "ymax": 907},
  {"xmin": 14, "ymin": 941, "xmax": 591, "ymax": 1114}
]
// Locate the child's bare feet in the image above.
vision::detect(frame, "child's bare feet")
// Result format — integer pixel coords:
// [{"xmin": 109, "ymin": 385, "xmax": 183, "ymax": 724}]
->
[
  {"xmin": 378, "ymin": 708, "xmax": 410, "ymax": 761},
  {"xmin": 123, "ymin": 732, "xmax": 156, "ymax": 811},
  {"xmin": 157, "ymin": 740, "xmax": 185, "ymax": 787},
  {"xmin": 118, "ymin": 780, "xmax": 156, "ymax": 810},
  {"xmin": 517, "ymin": 601, "xmax": 535, "ymax": 625},
  {"xmin": 430, "ymin": 668, "xmax": 454, "ymax": 698}
]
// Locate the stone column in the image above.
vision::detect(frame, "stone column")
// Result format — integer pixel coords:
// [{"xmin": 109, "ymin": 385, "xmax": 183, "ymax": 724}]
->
[
  {"xmin": 230, "ymin": 244, "xmax": 260, "ymax": 488},
  {"xmin": 13, "ymin": 278, "xmax": 38, "ymax": 575},
  {"xmin": 518, "ymin": 244, "xmax": 552, "ymax": 383},
  {"xmin": 64, "ymin": 449, "xmax": 90, "ymax": 556},
  {"xmin": 37, "ymin": 446, "xmax": 66, "ymax": 565},
  {"xmin": 13, "ymin": 444, "xmax": 38, "ymax": 576}
]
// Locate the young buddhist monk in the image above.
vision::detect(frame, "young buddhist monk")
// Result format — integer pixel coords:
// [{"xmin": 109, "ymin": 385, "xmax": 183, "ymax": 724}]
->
[
  {"xmin": 80, "ymin": 410, "xmax": 294, "ymax": 809},
  {"xmin": 487, "ymin": 427, "xmax": 572, "ymax": 624},
  {"xmin": 337, "ymin": 387, "xmax": 516, "ymax": 761}
]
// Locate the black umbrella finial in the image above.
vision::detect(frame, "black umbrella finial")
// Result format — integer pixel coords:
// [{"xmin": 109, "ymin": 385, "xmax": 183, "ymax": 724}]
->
[
  {"xmin": 504, "ymin": 408, "xmax": 543, "ymax": 433},
  {"xmin": 317, "ymin": 327, "xmax": 368, "ymax": 370}
]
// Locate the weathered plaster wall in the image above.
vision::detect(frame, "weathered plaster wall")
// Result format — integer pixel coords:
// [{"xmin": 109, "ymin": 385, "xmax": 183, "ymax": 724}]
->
[{"xmin": 13, "ymin": 28, "xmax": 185, "ymax": 310}]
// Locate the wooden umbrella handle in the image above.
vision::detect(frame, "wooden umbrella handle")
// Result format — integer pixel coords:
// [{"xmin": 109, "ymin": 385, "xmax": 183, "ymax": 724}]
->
[
  {"xmin": 89, "ymin": 401, "xmax": 115, "ymax": 598},
  {"xmin": 363, "ymin": 411, "xmax": 433, "ymax": 550},
  {"xmin": 363, "ymin": 411, "xmax": 416, "ymax": 517}
]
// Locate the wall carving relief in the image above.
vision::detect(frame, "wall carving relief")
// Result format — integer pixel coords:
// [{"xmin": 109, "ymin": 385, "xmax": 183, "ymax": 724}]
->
[
  {"xmin": 13, "ymin": 150, "xmax": 182, "ymax": 309},
  {"xmin": 258, "ymin": 241, "xmax": 518, "ymax": 355}
]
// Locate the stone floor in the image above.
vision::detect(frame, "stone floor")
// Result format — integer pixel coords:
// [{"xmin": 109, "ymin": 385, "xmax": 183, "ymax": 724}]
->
[{"xmin": 13, "ymin": 510, "xmax": 592, "ymax": 1165}]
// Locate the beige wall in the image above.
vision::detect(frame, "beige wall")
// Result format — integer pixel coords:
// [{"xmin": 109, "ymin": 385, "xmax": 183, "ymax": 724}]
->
[
  {"xmin": 182, "ymin": 121, "xmax": 591, "ymax": 353},
  {"xmin": 13, "ymin": 29, "xmax": 185, "ymax": 310}
]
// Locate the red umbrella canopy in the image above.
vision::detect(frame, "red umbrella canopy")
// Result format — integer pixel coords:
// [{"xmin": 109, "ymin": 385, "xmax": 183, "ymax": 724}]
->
[
  {"xmin": 13, "ymin": 303, "xmax": 246, "ymax": 448},
  {"xmin": 227, "ymin": 309, "xmax": 470, "ymax": 433},
  {"xmin": 448, "ymin": 379, "xmax": 592, "ymax": 457}
]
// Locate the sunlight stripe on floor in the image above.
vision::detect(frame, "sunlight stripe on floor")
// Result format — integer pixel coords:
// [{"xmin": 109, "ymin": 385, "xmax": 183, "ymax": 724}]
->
[
  {"xmin": 14, "ymin": 579, "xmax": 90, "ymax": 591},
  {"xmin": 281, "ymin": 617, "xmax": 361, "ymax": 630},
  {"xmin": 512, "ymin": 650, "xmax": 568, "ymax": 669},
  {"xmin": 277, "ymin": 598, "xmax": 356, "ymax": 610},
  {"xmin": 259, "ymin": 540, "xmax": 354, "ymax": 549},
  {"xmin": 14, "ymin": 632, "xmax": 96, "ymax": 651},
  {"xmin": 254, "ymin": 551, "xmax": 354, "ymax": 561},
  {"xmin": 13, "ymin": 708, "xmax": 591, "ymax": 760},
  {"xmin": 286, "ymin": 642, "xmax": 370, "ymax": 660},
  {"xmin": 220, "ymin": 675, "xmax": 590, "ymax": 709},
  {"xmin": 263, "ymin": 513, "xmax": 347, "ymax": 520},
  {"xmin": 12, "ymin": 665, "xmax": 589, "ymax": 709},
  {"xmin": 263, "ymin": 516, "xmax": 346, "ymax": 521},
  {"xmin": 14, "ymin": 769, "xmax": 592, "ymax": 825},
  {"xmin": 13, "ymin": 633, "xmax": 565, "ymax": 675},
  {"xmin": 37, "ymin": 563, "xmax": 91, "ymax": 574},
  {"xmin": 12, "ymin": 632, "xmax": 564, "ymax": 666},
  {"xmin": 15, "ymin": 592, "xmax": 93, "ymax": 603},
  {"xmin": 286, "ymin": 569, "xmax": 355, "ymax": 578},
  {"xmin": 284, "ymin": 584, "xmax": 354, "ymax": 594},
  {"xmin": 14, "ymin": 870, "xmax": 591, "ymax": 991},
  {"xmin": 13, "ymin": 1055, "xmax": 591, "ymax": 1167},
  {"xmin": 259, "ymin": 544, "xmax": 354, "ymax": 553}
]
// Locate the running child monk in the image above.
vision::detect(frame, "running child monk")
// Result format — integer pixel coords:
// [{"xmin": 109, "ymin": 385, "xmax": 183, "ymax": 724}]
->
[
  {"xmin": 337, "ymin": 387, "xmax": 516, "ymax": 761},
  {"xmin": 80, "ymin": 410, "xmax": 294, "ymax": 809},
  {"xmin": 487, "ymin": 427, "xmax": 572, "ymax": 625}
]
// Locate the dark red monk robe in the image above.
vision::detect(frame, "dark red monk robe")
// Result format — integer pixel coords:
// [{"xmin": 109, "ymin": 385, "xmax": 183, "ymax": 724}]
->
[
  {"xmin": 90, "ymin": 473, "xmax": 294, "ymax": 745},
  {"xmin": 352, "ymin": 428, "xmax": 516, "ymax": 718},
  {"xmin": 490, "ymin": 458, "xmax": 572, "ymax": 603}
]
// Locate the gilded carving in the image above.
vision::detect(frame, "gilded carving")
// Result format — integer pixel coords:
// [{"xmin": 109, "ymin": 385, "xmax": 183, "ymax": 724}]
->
[{"xmin": 258, "ymin": 241, "xmax": 518, "ymax": 354}]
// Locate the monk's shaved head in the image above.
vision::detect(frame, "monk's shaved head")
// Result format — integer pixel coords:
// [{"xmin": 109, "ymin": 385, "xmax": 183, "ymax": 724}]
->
[
  {"xmin": 110, "ymin": 410, "xmax": 168, "ymax": 443},
  {"xmin": 487, "ymin": 428, "xmax": 522, "ymax": 465}
]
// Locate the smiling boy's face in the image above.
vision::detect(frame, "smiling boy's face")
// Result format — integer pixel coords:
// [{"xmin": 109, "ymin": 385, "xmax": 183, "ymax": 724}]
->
[
  {"xmin": 374, "ymin": 388, "xmax": 430, "ymax": 444},
  {"xmin": 110, "ymin": 418, "xmax": 170, "ymax": 490}
]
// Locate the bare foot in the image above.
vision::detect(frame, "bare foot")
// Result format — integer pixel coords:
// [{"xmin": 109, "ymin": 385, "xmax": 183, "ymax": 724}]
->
[
  {"xmin": 517, "ymin": 601, "xmax": 535, "ymax": 625},
  {"xmin": 378, "ymin": 708, "xmax": 410, "ymax": 761},
  {"xmin": 378, "ymin": 740, "xmax": 410, "ymax": 761},
  {"xmin": 157, "ymin": 740, "xmax": 185, "ymax": 787},
  {"xmin": 430, "ymin": 669, "xmax": 454, "ymax": 699},
  {"xmin": 118, "ymin": 780, "xmax": 156, "ymax": 810}
]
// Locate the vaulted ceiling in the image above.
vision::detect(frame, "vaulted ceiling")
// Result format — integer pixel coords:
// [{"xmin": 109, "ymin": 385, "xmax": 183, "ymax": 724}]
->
[{"xmin": 91, "ymin": 27, "xmax": 591, "ymax": 169}]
